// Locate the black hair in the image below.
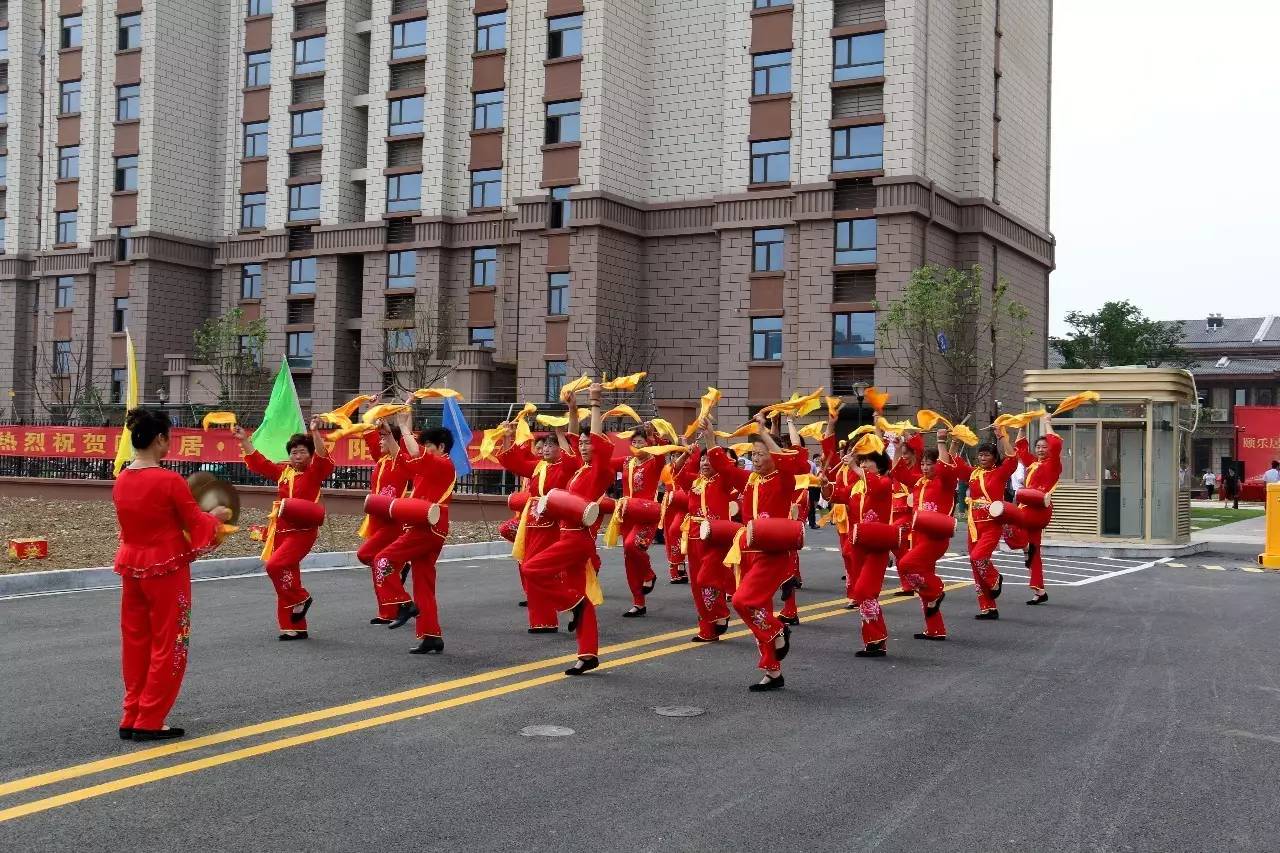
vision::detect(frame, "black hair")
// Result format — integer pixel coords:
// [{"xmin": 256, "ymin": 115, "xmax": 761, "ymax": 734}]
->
[
  {"xmin": 857, "ymin": 451, "xmax": 891, "ymax": 474},
  {"xmin": 286, "ymin": 433, "xmax": 315, "ymax": 455},
  {"xmin": 388, "ymin": 422, "xmax": 403, "ymax": 443},
  {"xmin": 1272, "ymin": 460, "xmax": 1279, "ymax": 469},
  {"xmin": 750, "ymin": 434, "xmax": 770, "ymax": 447},
  {"xmin": 126, "ymin": 408, "xmax": 171, "ymax": 450},
  {"xmin": 725, "ymin": 448, "xmax": 739, "ymax": 462},
  {"xmin": 977, "ymin": 442, "xmax": 999, "ymax": 458},
  {"xmin": 417, "ymin": 427, "xmax": 453, "ymax": 452},
  {"xmin": 924, "ymin": 448, "xmax": 940, "ymax": 463}
]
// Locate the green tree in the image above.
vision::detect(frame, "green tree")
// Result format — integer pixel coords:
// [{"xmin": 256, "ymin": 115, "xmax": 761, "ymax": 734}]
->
[
  {"xmin": 877, "ymin": 264, "xmax": 1033, "ymax": 424},
  {"xmin": 1051, "ymin": 300, "xmax": 1189, "ymax": 369},
  {"xmin": 193, "ymin": 308, "xmax": 270, "ymax": 413}
]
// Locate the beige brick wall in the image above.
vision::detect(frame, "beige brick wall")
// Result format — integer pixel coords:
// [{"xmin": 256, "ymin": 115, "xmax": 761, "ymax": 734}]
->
[{"xmin": 642, "ymin": 234, "xmax": 722, "ymax": 402}]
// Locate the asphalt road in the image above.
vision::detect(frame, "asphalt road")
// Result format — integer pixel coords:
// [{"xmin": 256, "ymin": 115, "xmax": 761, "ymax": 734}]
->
[{"xmin": 1, "ymin": 528, "xmax": 1278, "ymax": 852}]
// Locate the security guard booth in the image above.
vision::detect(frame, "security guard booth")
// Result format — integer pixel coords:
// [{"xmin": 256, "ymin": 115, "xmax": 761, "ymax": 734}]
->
[{"xmin": 1023, "ymin": 368, "xmax": 1197, "ymax": 545}]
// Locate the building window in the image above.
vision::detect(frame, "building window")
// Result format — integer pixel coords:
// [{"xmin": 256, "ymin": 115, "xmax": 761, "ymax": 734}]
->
[
  {"xmin": 289, "ymin": 257, "xmax": 317, "ymax": 294},
  {"xmin": 751, "ymin": 317, "xmax": 783, "ymax": 361},
  {"xmin": 245, "ymin": 50, "xmax": 271, "ymax": 87},
  {"xmin": 112, "ymin": 297, "xmax": 129, "ymax": 334},
  {"xmin": 835, "ymin": 219, "xmax": 877, "ymax": 265},
  {"xmin": 0, "ymin": 92, "xmax": 6, "ymax": 122},
  {"xmin": 475, "ymin": 12, "xmax": 505, "ymax": 52},
  {"xmin": 244, "ymin": 121, "xmax": 269, "ymax": 157},
  {"xmin": 469, "ymin": 326, "xmax": 495, "ymax": 348},
  {"xmin": 547, "ymin": 272, "xmax": 569, "ymax": 315},
  {"xmin": 118, "ymin": 13, "xmax": 142, "ymax": 50},
  {"xmin": 238, "ymin": 335, "xmax": 262, "ymax": 367},
  {"xmin": 57, "ymin": 146, "xmax": 80, "ymax": 180},
  {"xmin": 833, "ymin": 32, "xmax": 885, "ymax": 81},
  {"xmin": 387, "ymin": 250, "xmax": 416, "ymax": 288},
  {"xmin": 288, "ymin": 183, "xmax": 321, "ymax": 221},
  {"xmin": 110, "ymin": 368, "xmax": 128, "ymax": 404},
  {"xmin": 0, "ymin": 218, "xmax": 6, "ymax": 253},
  {"xmin": 290, "ymin": 109, "xmax": 322, "ymax": 148},
  {"xmin": 545, "ymin": 361, "xmax": 568, "ymax": 402},
  {"xmin": 832, "ymin": 124, "xmax": 884, "ymax": 173},
  {"xmin": 752, "ymin": 51, "xmax": 792, "ymax": 96},
  {"xmin": 56, "ymin": 212, "xmax": 77, "ymax": 245},
  {"xmin": 53, "ymin": 341, "xmax": 72, "ymax": 375},
  {"xmin": 391, "ymin": 19, "xmax": 427, "ymax": 60},
  {"xmin": 389, "ymin": 95, "xmax": 424, "ymax": 135},
  {"xmin": 1234, "ymin": 389, "xmax": 1248, "ymax": 407},
  {"xmin": 385, "ymin": 329, "xmax": 415, "ymax": 354},
  {"xmin": 240, "ymin": 263, "xmax": 263, "ymax": 299},
  {"xmin": 247, "ymin": 0, "xmax": 273, "ymax": 16},
  {"xmin": 548, "ymin": 14, "xmax": 582, "ymax": 59},
  {"xmin": 471, "ymin": 247, "xmax": 497, "ymax": 286},
  {"xmin": 473, "ymin": 90, "xmax": 503, "ymax": 131},
  {"xmin": 241, "ymin": 192, "xmax": 266, "ymax": 228},
  {"xmin": 754, "ymin": 0, "xmax": 792, "ymax": 7},
  {"xmin": 0, "ymin": 155, "xmax": 6, "ymax": 186},
  {"xmin": 60, "ymin": 80, "xmax": 82, "ymax": 115},
  {"xmin": 55, "ymin": 276, "xmax": 75, "ymax": 309},
  {"xmin": 115, "ymin": 156, "xmax": 138, "ymax": 192},
  {"xmin": 294, "ymin": 36, "xmax": 325, "ymax": 74},
  {"xmin": 386, "ymin": 173, "xmax": 422, "ymax": 213},
  {"xmin": 833, "ymin": 312, "xmax": 875, "ymax": 358},
  {"xmin": 60, "ymin": 14, "xmax": 82, "ymax": 49},
  {"xmin": 545, "ymin": 99, "xmax": 581, "ymax": 144},
  {"xmin": 750, "ymin": 139, "xmax": 790, "ymax": 184},
  {"xmin": 470, "ymin": 169, "xmax": 501, "ymax": 209},
  {"xmin": 116, "ymin": 227, "xmax": 133, "ymax": 261},
  {"xmin": 752, "ymin": 228, "xmax": 785, "ymax": 273},
  {"xmin": 286, "ymin": 332, "xmax": 314, "ymax": 368},
  {"xmin": 0, "ymin": 28, "xmax": 7, "ymax": 60},
  {"xmin": 117, "ymin": 84, "xmax": 140, "ymax": 121},
  {"xmin": 548, "ymin": 186, "xmax": 572, "ymax": 229}
]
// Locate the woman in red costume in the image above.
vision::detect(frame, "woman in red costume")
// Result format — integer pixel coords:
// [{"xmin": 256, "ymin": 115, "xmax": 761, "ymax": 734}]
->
[
  {"xmin": 888, "ymin": 433, "xmax": 924, "ymax": 594},
  {"xmin": 113, "ymin": 408, "xmax": 231, "ymax": 741},
  {"xmin": 675, "ymin": 434, "xmax": 739, "ymax": 643},
  {"xmin": 1013, "ymin": 415, "xmax": 1063, "ymax": 605},
  {"xmin": 233, "ymin": 418, "xmax": 333, "ymax": 640},
  {"xmin": 356, "ymin": 420, "xmax": 415, "ymax": 625},
  {"xmin": 611, "ymin": 425, "xmax": 666, "ymax": 617},
  {"xmin": 896, "ymin": 429, "xmax": 961, "ymax": 640},
  {"xmin": 960, "ymin": 428, "xmax": 1019, "ymax": 619}
]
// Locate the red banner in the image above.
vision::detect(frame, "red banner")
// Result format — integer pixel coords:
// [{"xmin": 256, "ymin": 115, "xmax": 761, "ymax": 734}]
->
[{"xmin": 1235, "ymin": 406, "xmax": 1280, "ymax": 485}]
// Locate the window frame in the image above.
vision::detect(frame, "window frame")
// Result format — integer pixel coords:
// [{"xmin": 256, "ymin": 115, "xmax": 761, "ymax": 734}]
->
[
  {"xmin": 286, "ymin": 331, "xmax": 315, "ymax": 368},
  {"xmin": 243, "ymin": 121, "xmax": 269, "ymax": 157},
  {"xmin": 752, "ymin": 50, "xmax": 792, "ymax": 96},
  {"xmin": 288, "ymin": 182, "xmax": 321, "ymax": 222},
  {"xmin": 475, "ymin": 11, "xmax": 506, "ymax": 52},
  {"xmin": 834, "ymin": 218, "xmax": 877, "ymax": 265},
  {"xmin": 293, "ymin": 35, "xmax": 325, "ymax": 74},
  {"xmin": 290, "ymin": 109, "xmax": 323, "ymax": 148},
  {"xmin": 833, "ymin": 32, "xmax": 885, "ymax": 82},
  {"xmin": 57, "ymin": 145, "xmax": 80, "ymax": 180},
  {"xmin": 0, "ymin": 155, "xmax": 6, "ymax": 185},
  {"xmin": 390, "ymin": 18, "xmax": 427, "ymax": 60},
  {"xmin": 545, "ymin": 99, "xmax": 581, "ymax": 144},
  {"xmin": 110, "ymin": 368, "xmax": 128, "ymax": 404},
  {"xmin": 289, "ymin": 257, "xmax": 317, "ymax": 294},
  {"xmin": 238, "ymin": 334, "xmax": 263, "ymax": 368},
  {"xmin": 750, "ymin": 138, "xmax": 790, "ymax": 185},
  {"xmin": 116, "ymin": 84, "xmax": 141, "ymax": 121},
  {"xmin": 385, "ymin": 328, "xmax": 416, "ymax": 354},
  {"xmin": 832, "ymin": 311, "xmax": 875, "ymax": 358},
  {"xmin": 547, "ymin": 272, "xmax": 570, "ymax": 316},
  {"xmin": 472, "ymin": 89, "xmax": 503, "ymax": 131},
  {"xmin": 241, "ymin": 192, "xmax": 267, "ymax": 229},
  {"xmin": 753, "ymin": 0, "xmax": 792, "ymax": 7},
  {"xmin": 115, "ymin": 227, "xmax": 133, "ymax": 262},
  {"xmin": 471, "ymin": 247, "xmax": 497, "ymax": 287},
  {"xmin": 547, "ymin": 14, "xmax": 582, "ymax": 59},
  {"xmin": 240, "ymin": 263, "xmax": 264, "ymax": 299},
  {"xmin": 53, "ymin": 341, "xmax": 73, "ymax": 376},
  {"xmin": 545, "ymin": 360, "xmax": 568, "ymax": 403},
  {"xmin": 751, "ymin": 317, "xmax": 783, "ymax": 361},
  {"xmin": 388, "ymin": 95, "xmax": 424, "ymax": 135},
  {"xmin": 387, "ymin": 250, "xmax": 417, "ymax": 288},
  {"xmin": 548, "ymin": 186, "xmax": 572, "ymax": 229},
  {"xmin": 247, "ymin": 0, "xmax": 273, "ymax": 16},
  {"xmin": 112, "ymin": 297, "xmax": 130, "ymax": 334},
  {"xmin": 832, "ymin": 124, "xmax": 885, "ymax": 173},
  {"xmin": 59, "ymin": 80, "xmax": 82, "ymax": 115},
  {"xmin": 60, "ymin": 14, "xmax": 82, "ymax": 49},
  {"xmin": 55, "ymin": 276, "xmax": 75, "ymax": 310},
  {"xmin": 245, "ymin": 50, "xmax": 272, "ymax": 87},
  {"xmin": 470, "ymin": 169, "xmax": 502, "ymax": 209},
  {"xmin": 114, "ymin": 155, "xmax": 138, "ymax": 192},
  {"xmin": 55, "ymin": 211, "xmax": 78, "ymax": 245},
  {"xmin": 469, "ymin": 326, "xmax": 496, "ymax": 348},
  {"xmin": 118, "ymin": 12, "xmax": 142, "ymax": 51},
  {"xmin": 752, "ymin": 228, "xmax": 785, "ymax": 273},
  {"xmin": 386, "ymin": 173, "xmax": 422, "ymax": 213}
]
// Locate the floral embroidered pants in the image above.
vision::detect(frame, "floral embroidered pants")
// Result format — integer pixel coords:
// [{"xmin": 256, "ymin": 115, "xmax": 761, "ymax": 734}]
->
[
  {"xmin": 120, "ymin": 566, "xmax": 192, "ymax": 731},
  {"xmin": 685, "ymin": 538, "xmax": 732, "ymax": 639},
  {"xmin": 968, "ymin": 522, "xmax": 1004, "ymax": 611},
  {"xmin": 359, "ymin": 522, "xmax": 410, "ymax": 620},
  {"xmin": 622, "ymin": 522, "xmax": 657, "ymax": 606},
  {"xmin": 848, "ymin": 544, "xmax": 891, "ymax": 647},
  {"xmin": 266, "ymin": 529, "xmax": 318, "ymax": 630},
  {"xmin": 377, "ymin": 526, "xmax": 447, "ymax": 639},
  {"xmin": 522, "ymin": 528, "xmax": 600, "ymax": 659},
  {"xmin": 898, "ymin": 533, "xmax": 950, "ymax": 637},
  {"xmin": 731, "ymin": 551, "xmax": 792, "ymax": 671}
]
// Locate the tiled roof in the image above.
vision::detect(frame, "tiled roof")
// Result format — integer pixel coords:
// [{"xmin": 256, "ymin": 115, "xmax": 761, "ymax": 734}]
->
[
  {"xmin": 1185, "ymin": 357, "xmax": 1280, "ymax": 377},
  {"xmin": 1178, "ymin": 317, "xmax": 1279, "ymax": 349}
]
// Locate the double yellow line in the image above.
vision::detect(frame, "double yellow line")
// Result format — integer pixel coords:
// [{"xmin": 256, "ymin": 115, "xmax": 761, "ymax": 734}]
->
[{"xmin": 0, "ymin": 582, "xmax": 968, "ymax": 824}]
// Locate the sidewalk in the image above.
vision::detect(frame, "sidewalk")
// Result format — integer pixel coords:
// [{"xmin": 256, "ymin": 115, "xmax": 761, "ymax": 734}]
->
[{"xmin": 1191, "ymin": 514, "xmax": 1266, "ymax": 548}]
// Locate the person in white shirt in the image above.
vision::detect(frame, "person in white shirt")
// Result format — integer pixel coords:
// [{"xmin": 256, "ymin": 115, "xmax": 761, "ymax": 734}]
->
[
  {"xmin": 1201, "ymin": 470, "xmax": 1217, "ymax": 499},
  {"xmin": 1264, "ymin": 461, "xmax": 1280, "ymax": 484}
]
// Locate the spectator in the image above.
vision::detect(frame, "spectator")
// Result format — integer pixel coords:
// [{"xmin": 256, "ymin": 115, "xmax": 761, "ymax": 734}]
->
[
  {"xmin": 1201, "ymin": 469, "xmax": 1216, "ymax": 500},
  {"xmin": 1264, "ymin": 461, "xmax": 1280, "ymax": 485},
  {"xmin": 1221, "ymin": 465, "xmax": 1240, "ymax": 510}
]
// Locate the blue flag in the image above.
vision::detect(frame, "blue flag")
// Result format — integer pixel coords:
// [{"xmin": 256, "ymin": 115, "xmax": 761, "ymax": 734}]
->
[{"xmin": 441, "ymin": 397, "xmax": 474, "ymax": 478}]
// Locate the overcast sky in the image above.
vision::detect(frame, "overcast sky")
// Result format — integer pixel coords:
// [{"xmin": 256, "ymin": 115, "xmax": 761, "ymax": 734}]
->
[{"xmin": 1049, "ymin": 0, "xmax": 1280, "ymax": 335}]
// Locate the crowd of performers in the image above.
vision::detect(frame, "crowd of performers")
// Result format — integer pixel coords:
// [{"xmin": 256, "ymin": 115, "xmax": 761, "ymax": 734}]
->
[{"xmin": 110, "ymin": 386, "xmax": 1066, "ymax": 738}]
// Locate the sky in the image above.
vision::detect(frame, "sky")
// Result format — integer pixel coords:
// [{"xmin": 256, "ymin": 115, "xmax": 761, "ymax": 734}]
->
[{"xmin": 1048, "ymin": 0, "xmax": 1280, "ymax": 335}]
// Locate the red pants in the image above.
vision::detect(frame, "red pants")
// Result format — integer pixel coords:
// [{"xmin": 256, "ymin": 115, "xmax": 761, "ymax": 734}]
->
[
  {"xmin": 890, "ymin": 514, "xmax": 912, "ymax": 591},
  {"xmin": 898, "ymin": 533, "xmax": 949, "ymax": 636},
  {"xmin": 1003, "ymin": 522, "xmax": 1029, "ymax": 551},
  {"xmin": 120, "ymin": 566, "xmax": 192, "ymax": 731},
  {"xmin": 265, "ymin": 528, "xmax": 316, "ymax": 630},
  {"xmin": 377, "ymin": 526, "xmax": 446, "ymax": 639},
  {"xmin": 732, "ymin": 551, "xmax": 792, "ymax": 670},
  {"xmin": 968, "ymin": 521, "xmax": 1003, "ymax": 610},
  {"xmin": 686, "ymin": 538, "xmax": 732, "ymax": 639},
  {"xmin": 665, "ymin": 511, "xmax": 687, "ymax": 580},
  {"xmin": 847, "ymin": 544, "xmax": 890, "ymax": 646},
  {"xmin": 622, "ymin": 521, "xmax": 657, "ymax": 606},
  {"xmin": 522, "ymin": 528, "xmax": 600, "ymax": 658},
  {"xmin": 838, "ymin": 530, "xmax": 856, "ymax": 587},
  {"xmin": 520, "ymin": 524, "xmax": 562, "ymax": 629},
  {"xmin": 1024, "ymin": 526, "xmax": 1046, "ymax": 590},
  {"xmin": 359, "ymin": 523, "xmax": 409, "ymax": 620}
]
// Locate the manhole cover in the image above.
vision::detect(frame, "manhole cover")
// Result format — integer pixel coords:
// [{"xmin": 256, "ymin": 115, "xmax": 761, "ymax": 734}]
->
[
  {"xmin": 519, "ymin": 725, "xmax": 575, "ymax": 737},
  {"xmin": 653, "ymin": 706, "xmax": 706, "ymax": 718}
]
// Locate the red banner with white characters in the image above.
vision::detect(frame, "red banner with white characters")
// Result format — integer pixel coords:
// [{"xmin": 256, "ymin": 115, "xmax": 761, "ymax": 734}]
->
[{"xmin": 1235, "ymin": 406, "xmax": 1280, "ymax": 484}]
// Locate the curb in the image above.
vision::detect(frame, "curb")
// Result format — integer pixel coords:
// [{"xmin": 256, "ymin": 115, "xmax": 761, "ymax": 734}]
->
[{"xmin": 0, "ymin": 540, "xmax": 512, "ymax": 598}]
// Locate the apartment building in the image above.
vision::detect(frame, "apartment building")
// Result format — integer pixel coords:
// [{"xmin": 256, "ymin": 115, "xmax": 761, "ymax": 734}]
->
[{"xmin": 0, "ymin": 0, "xmax": 1055, "ymax": 426}]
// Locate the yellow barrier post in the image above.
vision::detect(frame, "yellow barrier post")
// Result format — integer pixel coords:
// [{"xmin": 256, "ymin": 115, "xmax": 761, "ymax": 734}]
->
[{"xmin": 1261, "ymin": 482, "xmax": 1280, "ymax": 570}]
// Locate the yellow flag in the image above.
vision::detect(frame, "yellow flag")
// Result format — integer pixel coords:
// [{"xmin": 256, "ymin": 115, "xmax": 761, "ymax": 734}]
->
[
  {"xmin": 798, "ymin": 421, "xmax": 827, "ymax": 442},
  {"xmin": 602, "ymin": 372, "xmax": 646, "ymax": 391},
  {"xmin": 201, "ymin": 411, "xmax": 237, "ymax": 431},
  {"xmin": 536, "ymin": 409, "xmax": 589, "ymax": 428},
  {"xmin": 916, "ymin": 409, "xmax": 953, "ymax": 431},
  {"xmin": 715, "ymin": 422, "xmax": 759, "ymax": 439},
  {"xmin": 639, "ymin": 444, "xmax": 685, "ymax": 457},
  {"xmin": 865, "ymin": 387, "xmax": 890, "ymax": 413},
  {"xmin": 649, "ymin": 418, "xmax": 679, "ymax": 443},
  {"xmin": 847, "ymin": 424, "xmax": 877, "ymax": 441},
  {"xmin": 603, "ymin": 404, "xmax": 642, "ymax": 422},
  {"xmin": 513, "ymin": 402, "xmax": 538, "ymax": 446},
  {"xmin": 112, "ymin": 331, "xmax": 139, "ymax": 477},
  {"xmin": 950, "ymin": 424, "xmax": 980, "ymax": 447},
  {"xmin": 474, "ymin": 425, "xmax": 507, "ymax": 463},
  {"xmin": 1052, "ymin": 391, "xmax": 1100, "ymax": 416},
  {"xmin": 852, "ymin": 433, "xmax": 885, "ymax": 456},
  {"xmin": 413, "ymin": 388, "xmax": 464, "ymax": 401},
  {"xmin": 730, "ymin": 442, "xmax": 755, "ymax": 456},
  {"xmin": 558, "ymin": 374, "xmax": 592, "ymax": 402},
  {"xmin": 361, "ymin": 403, "xmax": 411, "ymax": 424},
  {"xmin": 682, "ymin": 387, "xmax": 723, "ymax": 439},
  {"xmin": 825, "ymin": 395, "xmax": 843, "ymax": 418}
]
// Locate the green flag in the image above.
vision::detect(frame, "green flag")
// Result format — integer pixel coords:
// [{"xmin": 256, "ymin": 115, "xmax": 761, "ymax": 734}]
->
[{"xmin": 251, "ymin": 359, "xmax": 306, "ymax": 463}]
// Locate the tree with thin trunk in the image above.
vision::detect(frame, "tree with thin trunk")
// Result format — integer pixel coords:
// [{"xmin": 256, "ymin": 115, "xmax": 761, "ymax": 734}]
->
[
  {"xmin": 377, "ymin": 299, "xmax": 458, "ymax": 398},
  {"xmin": 192, "ymin": 308, "xmax": 271, "ymax": 417},
  {"xmin": 30, "ymin": 338, "xmax": 112, "ymax": 425}
]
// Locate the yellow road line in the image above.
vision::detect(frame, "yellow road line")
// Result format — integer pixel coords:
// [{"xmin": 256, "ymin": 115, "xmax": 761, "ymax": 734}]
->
[
  {"xmin": 0, "ymin": 593, "xmax": 849, "ymax": 799},
  {"xmin": 0, "ymin": 582, "xmax": 969, "ymax": 824}
]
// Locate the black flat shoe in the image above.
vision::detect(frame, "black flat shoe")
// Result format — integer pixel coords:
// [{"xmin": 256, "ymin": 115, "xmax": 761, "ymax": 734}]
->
[
  {"xmin": 893, "ymin": 589, "xmax": 915, "ymax": 597},
  {"xmin": 278, "ymin": 631, "xmax": 309, "ymax": 640},
  {"xmin": 565, "ymin": 656, "xmax": 599, "ymax": 676},
  {"xmin": 990, "ymin": 573, "xmax": 1004, "ymax": 600},
  {"xmin": 669, "ymin": 576, "xmax": 689, "ymax": 585},
  {"xmin": 924, "ymin": 591, "xmax": 946, "ymax": 618},
  {"xmin": 132, "ymin": 727, "xmax": 185, "ymax": 741},
  {"xmin": 410, "ymin": 636, "xmax": 444, "ymax": 655},
  {"xmin": 518, "ymin": 600, "xmax": 528, "ymax": 607},
  {"xmin": 289, "ymin": 597, "xmax": 313, "ymax": 624},
  {"xmin": 913, "ymin": 633, "xmax": 947, "ymax": 641},
  {"xmin": 567, "ymin": 598, "xmax": 586, "ymax": 633},
  {"xmin": 844, "ymin": 601, "xmax": 857, "ymax": 610},
  {"xmin": 779, "ymin": 615, "xmax": 799, "ymax": 626},
  {"xmin": 748, "ymin": 674, "xmax": 785, "ymax": 692},
  {"xmin": 387, "ymin": 601, "xmax": 420, "ymax": 630},
  {"xmin": 622, "ymin": 606, "xmax": 647, "ymax": 618},
  {"xmin": 974, "ymin": 609, "xmax": 1000, "ymax": 621},
  {"xmin": 855, "ymin": 641, "xmax": 887, "ymax": 658},
  {"xmin": 1026, "ymin": 592, "xmax": 1049, "ymax": 606},
  {"xmin": 118, "ymin": 727, "xmax": 134, "ymax": 740},
  {"xmin": 369, "ymin": 617, "xmax": 393, "ymax": 625},
  {"xmin": 778, "ymin": 576, "xmax": 799, "ymax": 602},
  {"xmin": 641, "ymin": 579, "xmax": 657, "ymax": 595},
  {"xmin": 690, "ymin": 635, "xmax": 720, "ymax": 643},
  {"xmin": 527, "ymin": 626, "xmax": 559, "ymax": 634},
  {"xmin": 775, "ymin": 625, "xmax": 792, "ymax": 662},
  {"xmin": 714, "ymin": 620, "xmax": 730, "ymax": 636}
]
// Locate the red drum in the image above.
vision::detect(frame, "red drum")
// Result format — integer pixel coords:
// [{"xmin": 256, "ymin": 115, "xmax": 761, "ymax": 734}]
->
[
  {"xmin": 1015, "ymin": 488, "xmax": 1052, "ymax": 509},
  {"xmin": 277, "ymin": 498, "xmax": 326, "ymax": 529},
  {"xmin": 700, "ymin": 519, "xmax": 743, "ymax": 547},
  {"xmin": 746, "ymin": 518, "xmax": 805, "ymax": 553},
  {"xmin": 851, "ymin": 521, "xmax": 901, "ymax": 552},
  {"xmin": 666, "ymin": 489, "xmax": 690, "ymax": 514},
  {"xmin": 912, "ymin": 510, "xmax": 957, "ymax": 539},
  {"xmin": 989, "ymin": 501, "xmax": 1052, "ymax": 531},
  {"xmin": 508, "ymin": 491, "xmax": 531, "ymax": 512},
  {"xmin": 364, "ymin": 494, "xmax": 395, "ymax": 520},
  {"xmin": 498, "ymin": 515, "xmax": 520, "ymax": 543},
  {"xmin": 620, "ymin": 497, "xmax": 663, "ymax": 526},
  {"xmin": 389, "ymin": 498, "xmax": 442, "ymax": 527},
  {"xmin": 598, "ymin": 496, "xmax": 617, "ymax": 514},
  {"xmin": 537, "ymin": 489, "xmax": 600, "ymax": 527}
]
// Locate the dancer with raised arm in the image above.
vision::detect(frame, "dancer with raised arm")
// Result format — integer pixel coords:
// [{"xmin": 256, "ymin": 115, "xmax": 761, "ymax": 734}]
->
[{"xmin": 961, "ymin": 427, "xmax": 1019, "ymax": 620}]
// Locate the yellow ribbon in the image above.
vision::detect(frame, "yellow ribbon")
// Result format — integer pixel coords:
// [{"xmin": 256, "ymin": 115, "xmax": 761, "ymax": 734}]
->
[
  {"xmin": 260, "ymin": 500, "xmax": 281, "ymax": 561},
  {"xmin": 202, "ymin": 411, "xmax": 237, "ymax": 431},
  {"xmin": 412, "ymin": 388, "xmax": 464, "ymax": 401},
  {"xmin": 585, "ymin": 562, "xmax": 605, "ymax": 606},
  {"xmin": 511, "ymin": 461, "xmax": 548, "ymax": 560},
  {"xmin": 680, "ymin": 513, "xmax": 694, "ymax": 556},
  {"xmin": 603, "ymin": 499, "xmax": 624, "ymax": 548},
  {"xmin": 602, "ymin": 372, "xmax": 646, "ymax": 391},
  {"xmin": 723, "ymin": 527, "xmax": 748, "ymax": 568}
]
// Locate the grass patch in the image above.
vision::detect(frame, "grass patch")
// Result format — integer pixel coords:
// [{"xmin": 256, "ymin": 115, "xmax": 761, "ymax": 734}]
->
[{"xmin": 1190, "ymin": 507, "xmax": 1266, "ymax": 531}]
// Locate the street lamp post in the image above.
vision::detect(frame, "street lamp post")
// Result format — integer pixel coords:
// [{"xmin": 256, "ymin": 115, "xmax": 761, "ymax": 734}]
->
[{"xmin": 853, "ymin": 379, "xmax": 869, "ymax": 427}]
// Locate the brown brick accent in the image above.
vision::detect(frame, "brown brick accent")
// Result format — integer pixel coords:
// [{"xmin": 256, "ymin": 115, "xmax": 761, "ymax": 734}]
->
[
  {"xmin": 750, "ymin": 7, "xmax": 793, "ymax": 53},
  {"xmin": 115, "ymin": 52, "xmax": 142, "ymax": 85}
]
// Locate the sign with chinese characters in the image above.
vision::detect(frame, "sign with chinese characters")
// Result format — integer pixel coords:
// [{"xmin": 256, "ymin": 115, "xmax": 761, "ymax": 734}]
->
[
  {"xmin": 1235, "ymin": 406, "xmax": 1280, "ymax": 482},
  {"xmin": 7, "ymin": 538, "xmax": 49, "ymax": 560}
]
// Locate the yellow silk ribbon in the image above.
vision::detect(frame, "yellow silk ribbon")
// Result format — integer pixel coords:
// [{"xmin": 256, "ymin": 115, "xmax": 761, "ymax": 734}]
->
[
  {"xmin": 585, "ymin": 562, "xmax": 605, "ymax": 606},
  {"xmin": 511, "ymin": 461, "xmax": 548, "ymax": 560},
  {"xmin": 723, "ymin": 527, "xmax": 748, "ymax": 569},
  {"xmin": 259, "ymin": 467, "xmax": 298, "ymax": 561}
]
